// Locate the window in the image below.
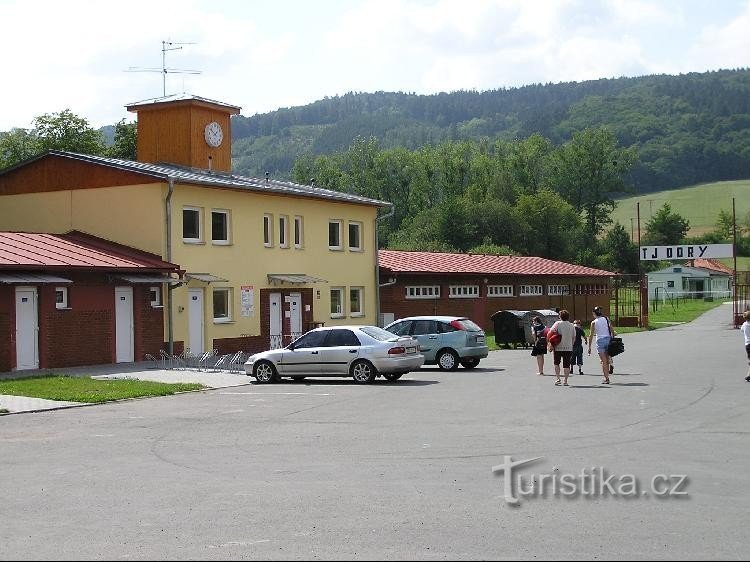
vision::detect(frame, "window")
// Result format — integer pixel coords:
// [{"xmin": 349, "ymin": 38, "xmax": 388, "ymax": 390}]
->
[
  {"xmin": 211, "ymin": 209, "xmax": 230, "ymax": 244},
  {"xmin": 667, "ymin": 280, "xmax": 675, "ymax": 288},
  {"xmin": 405, "ymin": 286, "xmax": 441, "ymax": 299},
  {"xmin": 350, "ymin": 287, "xmax": 364, "ymax": 317},
  {"xmin": 449, "ymin": 285, "xmax": 479, "ymax": 298},
  {"xmin": 279, "ymin": 215, "xmax": 289, "ymax": 248},
  {"xmin": 292, "ymin": 330, "xmax": 328, "ymax": 349},
  {"xmin": 519, "ymin": 285, "xmax": 543, "ymax": 296},
  {"xmin": 149, "ymin": 286, "xmax": 162, "ymax": 307},
  {"xmin": 547, "ymin": 284, "xmax": 570, "ymax": 296},
  {"xmin": 213, "ymin": 288, "xmax": 232, "ymax": 322},
  {"xmin": 488, "ymin": 285, "xmax": 514, "ymax": 297},
  {"xmin": 326, "ymin": 329, "xmax": 361, "ymax": 347},
  {"xmin": 55, "ymin": 287, "xmax": 68, "ymax": 309},
  {"xmin": 329, "ymin": 220, "xmax": 343, "ymax": 250},
  {"xmin": 294, "ymin": 216, "xmax": 304, "ymax": 248},
  {"xmin": 182, "ymin": 207, "xmax": 202, "ymax": 242},
  {"xmin": 263, "ymin": 214, "xmax": 273, "ymax": 247},
  {"xmin": 386, "ymin": 320, "xmax": 412, "ymax": 336},
  {"xmin": 348, "ymin": 221, "xmax": 362, "ymax": 251},
  {"xmin": 411, "ymin": 320, "xmax": 439, "ymax": 335},
  {"xmin": 574, "ymin": 283, "xmax": 609, "ymax": 295},
  {"xmin": 330, "ymin": 287, "xmax": 344, "ymax": 317}
]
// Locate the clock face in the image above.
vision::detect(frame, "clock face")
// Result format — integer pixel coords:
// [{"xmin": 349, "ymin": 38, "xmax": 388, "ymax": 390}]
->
[{"xmin": 204, "ymin": 121, "xmax": 223, "ymax": 147}]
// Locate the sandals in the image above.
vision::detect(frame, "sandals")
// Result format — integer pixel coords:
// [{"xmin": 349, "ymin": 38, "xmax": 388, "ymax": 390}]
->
[
  {"xmin": 555, "ymin": 379, "xmax": 562, "ymax": 386},
  {"xmin": 602, "ymin": 378, "xmax": 611, "ymax": 384},
  {"xmin": 563, "ymin": 382, "xmax": 569, "ymax": 386}
]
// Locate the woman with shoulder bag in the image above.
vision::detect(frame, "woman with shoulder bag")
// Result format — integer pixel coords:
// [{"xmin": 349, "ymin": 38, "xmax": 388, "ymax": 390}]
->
[{"xmin": 587, "ymin": 306, "xmax": 614, "ymax": 384}]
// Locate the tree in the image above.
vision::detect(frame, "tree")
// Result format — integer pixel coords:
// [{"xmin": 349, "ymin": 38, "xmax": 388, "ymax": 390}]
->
[
  {"xmin": 548, "ymin": 127, "xmax": 637, "ymax": 237},
  {"xmin": 32, "ymin": 109, "xmax": 105, "ymax": 155},
  {"xmin": 513, "ymin": 189, "xmax": 584, "ymax": 260},
  {"xmin": 0, "ymin": 128, "xmax": 37, "ymax": 169},
  {"xmin": 713, "ymin": 209, "xmax": 734, "ymax": 241},
  {"xmin": 642, "ymin": 202, "xmax": 690, "ymax": 245},
  {"xmin": 600, "ymin": 222, "xmax": 639, "ymax": 274},
  {"xmin": 107, "ymin": 119, "xmax": 137, "ymax": 160}
]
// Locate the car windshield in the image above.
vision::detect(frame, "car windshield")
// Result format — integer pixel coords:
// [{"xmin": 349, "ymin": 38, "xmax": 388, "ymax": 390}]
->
[
  {"xmin": 360, "ymin": 326, "xmax": 401, "ymax": 341},
  {"xmin": 454, "ymin": 318, "xmax": 483, "ymax": 332}
]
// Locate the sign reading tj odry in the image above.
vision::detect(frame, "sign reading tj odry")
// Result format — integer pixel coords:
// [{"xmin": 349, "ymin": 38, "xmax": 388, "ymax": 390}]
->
[{"xmin": 639, "ymin": 243, "xmax": 733, "ymax": 261}]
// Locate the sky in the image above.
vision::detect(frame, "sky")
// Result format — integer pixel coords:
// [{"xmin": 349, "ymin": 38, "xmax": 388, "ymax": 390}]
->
[{"xmin": 2, "ymin": 0, "xmax": 750, "ymax": 131}]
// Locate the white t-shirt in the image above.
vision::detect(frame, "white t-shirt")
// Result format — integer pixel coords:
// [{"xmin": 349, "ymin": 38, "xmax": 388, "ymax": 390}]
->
[
  {"xmin": 592, "ymin": 316, "xmax": 611, "ymax": 339},
  {"xmin": 742, "ymin": 321, "xmax": 750, "ymax": 346}
]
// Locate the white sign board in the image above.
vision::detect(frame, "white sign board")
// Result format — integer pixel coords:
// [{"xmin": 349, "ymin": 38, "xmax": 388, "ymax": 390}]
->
[
  {"xmin": 240, "ymin": 285, "xmax": 254, "ymax": 317},
  {"xmin": 639, "ymin": 244, "xmax": 733, "ymax": 261}
]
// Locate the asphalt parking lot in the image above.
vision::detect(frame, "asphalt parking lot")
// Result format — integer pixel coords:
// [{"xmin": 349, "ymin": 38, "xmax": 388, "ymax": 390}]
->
[{"xmin": 1, "ymin": 304, "xmax": 748, "ymax": 560}]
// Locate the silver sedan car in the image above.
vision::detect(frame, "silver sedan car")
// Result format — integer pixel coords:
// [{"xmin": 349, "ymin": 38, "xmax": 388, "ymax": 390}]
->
[{"xmin": 244, "ymin": 325, "xmax": 424, "ymax": 384}]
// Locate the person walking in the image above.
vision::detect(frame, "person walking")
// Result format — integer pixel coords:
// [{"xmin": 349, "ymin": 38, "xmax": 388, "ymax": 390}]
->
[
  {"xmin": 741, "ymin": 310, "xmax": 750, "ymax": 382},
  {"xmin": 548, "ymin": 310, "xmax": 576, "ymax": 386},
  {"xmin": 587, "ymin": 306, "xmax": 614, "ymax": 384},
  {"xmin": 572, "ymin": 319, "xmax": 586, "ymax": 375},
  {"xmin": 530, "ymin": 316, "xmax": 547, "ymax": 376}
]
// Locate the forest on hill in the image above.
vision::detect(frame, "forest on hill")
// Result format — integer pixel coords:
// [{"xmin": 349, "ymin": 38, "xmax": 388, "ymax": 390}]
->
[{"xmin": 230, "ymin": 68, "xmax": 750, "ymax": 193}]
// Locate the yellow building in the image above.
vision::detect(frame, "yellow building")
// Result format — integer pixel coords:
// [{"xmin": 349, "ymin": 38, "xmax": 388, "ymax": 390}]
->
[{"xmin": 0, "ymin": 95, "xmax": 391, "ymax": 357}]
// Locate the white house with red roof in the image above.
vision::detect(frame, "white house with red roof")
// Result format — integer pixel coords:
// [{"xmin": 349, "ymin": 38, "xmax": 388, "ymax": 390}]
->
[
  {"xmin": 378, "ymin": 250, "xmax": 615, "ymax": 331},
  {"xmin": 647, "ymin": 259, "xmax": 732, "ymax": 301},
  {"xmin": 0, "ymin": 231, "xmax": 181, "ymax": 372}
]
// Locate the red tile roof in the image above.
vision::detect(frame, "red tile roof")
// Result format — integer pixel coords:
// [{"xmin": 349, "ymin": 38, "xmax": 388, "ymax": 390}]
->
[
  {"xmin": 689, "ymin": 258, "xmax": 733, "ymax": 275},
  {"xmin": 379, "ymin": 250, "xmax": 614, "ymax": 277},
  {"xmin": 0, "ymin": 231, "xmax": 179, "ymax": 272}
]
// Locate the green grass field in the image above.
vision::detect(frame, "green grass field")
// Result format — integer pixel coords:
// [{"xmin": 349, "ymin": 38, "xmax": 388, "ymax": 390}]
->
[
  {"xmin": 612, "ymin": 179, "xmax": 750, "ymax": 238},
  {"xmin": 0, "ymin": 376, "xmax": 203, "ymax": 403}
]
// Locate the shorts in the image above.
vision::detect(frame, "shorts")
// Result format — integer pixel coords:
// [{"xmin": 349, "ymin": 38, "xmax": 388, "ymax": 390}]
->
[
  {"xmin": 553, "ymin": 350, "xmax": 572, "ymax": 368},
  {"xmin": 746, "ymin": 343, "xmax": 750, "ymax": 362},
  {"xmin": 596, "ymin": 336, "xmax": 611, "ymax": 354}
]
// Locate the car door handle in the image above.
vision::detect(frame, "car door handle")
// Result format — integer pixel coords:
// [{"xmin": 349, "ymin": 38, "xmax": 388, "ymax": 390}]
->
[
  {"xmin": 311, "ymin": 351, "xmax": 319, "ymax": 355},
  {"xmin": 349, "ymin": 349, "xmax": 357, "ymax": 353},
  {"xmin": 428, "ymin": 336, "xmax": 438, "ymax": 339}
]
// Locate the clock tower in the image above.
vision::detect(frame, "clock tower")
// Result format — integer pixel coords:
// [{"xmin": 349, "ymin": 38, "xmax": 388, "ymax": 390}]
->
[{"xmin": 126, "ymin": 94, "xmax": 241, "ymax": 172}]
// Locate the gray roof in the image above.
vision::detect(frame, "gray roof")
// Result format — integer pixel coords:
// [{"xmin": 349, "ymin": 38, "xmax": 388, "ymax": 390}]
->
[
  {"xmin": 125, "ymin": 93, "xmax": 242, "ymax": 112},
  {"xmin": 29, "ymin": 151, "xmax": 391, "ymax": 208}
]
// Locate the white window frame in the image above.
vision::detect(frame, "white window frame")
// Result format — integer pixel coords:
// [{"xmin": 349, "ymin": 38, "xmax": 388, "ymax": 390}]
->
[
  {"xmin": 263, "ymin": 214, "xmax": 273, "ymax": 247},
  {"xmin": 182, "ymin": 206, "xmax": 203, "ymax": 244},
  {"xmin": 348, "ymin": 221, "xmax": 363, "ymax": 252},
  {"xmin": 449, "ymin": 285, "xmax": 479, "ymax": 299},
  {"xmin": 349, "ymin": 286, "xmax": 364, "ymax": 317},
  {"xmin": 547, "ymin": 284, "xmax": 570, "ymax": 296},
  {"xmin": 328, "ymin": 220, "xmax": 343, "ymax": 251},
  {"xmin": 330, "ymin": 287, "xmax": 345, "ymax": 318},
  {"xmin": 519, "ymin": 284, "xmax": 543, "ymax": 296},
  {"xmin": 211, "ymin": 209, "xmax": 231, "ymax": 245},
  {"xmin": 279, "ymin": 215, "xmax": 289, "ymax": 248},
  {"xmin": 487, "ymin": 285, "xmax": 514, "ymax": 297},
  {"xmin": 149, "ymin": 286, "xmax": 162, "ymax": 307},
  {"xmin": 294, "ymin": 216, "xmax": 304, "ymax": 249},
  {"xmin": 212, "ymin": 288, "xmax": 232, "ymax": 323},
  {"xmin": 55, "ymin": 286, "xmax": 69, "ymax": 309},
  {"xmin": 405, "ymin": 286, "xmax": 441, "ymax": 299}
]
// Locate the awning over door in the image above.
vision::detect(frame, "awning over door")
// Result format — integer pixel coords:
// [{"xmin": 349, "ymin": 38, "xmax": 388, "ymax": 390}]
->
[
  {"xmin": 111, "ymin": 274, "xmax": 181, "ymax": 284},
  {"xmin": 0, "ymin": 273, "xmax": 73, "ymax": 284},
  {"xmin": 267, "ymin": 274, "xmax": 328, "ymax": 285},
  {"xmin": 185, "ymin": 273, "xmax": 228, "ymax": 283}
]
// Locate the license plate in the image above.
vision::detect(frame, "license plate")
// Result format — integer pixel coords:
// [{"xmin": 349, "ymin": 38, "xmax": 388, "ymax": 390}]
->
[
  {"xmin": 476, "ymin": 336, "xmax": 485, "ymax": 343},
  {"xmin": 406, "ymin": 346, "xmax": 416, "ymax": 354}
]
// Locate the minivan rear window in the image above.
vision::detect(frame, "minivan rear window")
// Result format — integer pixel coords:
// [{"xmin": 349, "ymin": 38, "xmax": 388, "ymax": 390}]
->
[{"xmin": 454, "ymin": 319, "xmax": 482, "ymax": 331}]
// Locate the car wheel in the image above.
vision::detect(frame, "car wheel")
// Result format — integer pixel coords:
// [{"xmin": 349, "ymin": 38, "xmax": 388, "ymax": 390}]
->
[
  {"xmin": 253, "ymin": 360, "xmax": 278, "ymax": 383},
  {"xmin": 460, "ymin": 358, "xmax": 480, "ymax": 369},
  {"xmin": 437, "ymin": 349, "xmax": 459, "ymax": 371},
  {"xmin": 383, "ymin": 373, "xmax": 403, "ymax": 382},
  {"xmin": 351, "ymin": 360, "xmax": 376, "ymax": 384},
  {"xmin": 291, "ymin": 376, "xmax": 306, "ymax": 381}
]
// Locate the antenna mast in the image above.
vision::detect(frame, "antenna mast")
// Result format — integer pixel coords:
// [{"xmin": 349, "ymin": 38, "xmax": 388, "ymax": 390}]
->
[{"xmin": 127, "ymin": 40, "xmax": 202, "ymax": 97}]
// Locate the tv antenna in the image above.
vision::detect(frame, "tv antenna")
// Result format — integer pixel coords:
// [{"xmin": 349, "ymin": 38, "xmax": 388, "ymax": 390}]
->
[{"xmin": 127, "ymin": 40, "xmax": 202, "ymax": 97}]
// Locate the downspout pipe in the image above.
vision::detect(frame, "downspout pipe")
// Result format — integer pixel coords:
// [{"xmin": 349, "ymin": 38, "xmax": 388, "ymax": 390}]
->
[
  {"xmin": 374, "ymin": 204, "xmax": 395, "ymax": 326},
  {"xmin": 165, "ymin": 177, "xmax": 175, "ymax": 354}
]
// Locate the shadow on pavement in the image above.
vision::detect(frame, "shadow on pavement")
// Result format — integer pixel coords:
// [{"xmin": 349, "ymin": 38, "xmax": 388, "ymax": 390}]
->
[{"xmin": 253, "ymin": 378, "xmax": 440, "ymax": 386}]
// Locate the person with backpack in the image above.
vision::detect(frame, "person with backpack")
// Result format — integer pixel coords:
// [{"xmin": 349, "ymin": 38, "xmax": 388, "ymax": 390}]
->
[
  {"xmin": 572, "ymin": 319, "xmax": 586, "ymax": 375},
  {"xmin": 587, "ymin": 306, "xmax": 614, "ymax": 384}
]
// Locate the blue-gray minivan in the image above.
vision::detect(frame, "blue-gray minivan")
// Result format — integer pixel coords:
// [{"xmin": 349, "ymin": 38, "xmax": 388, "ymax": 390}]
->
[{"xmin": 384, "ymin": 316, "xmax": 488, "ymax": 370}]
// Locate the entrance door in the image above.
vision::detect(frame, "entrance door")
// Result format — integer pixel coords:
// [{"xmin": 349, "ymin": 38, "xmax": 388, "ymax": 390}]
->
[
  {"xmin": 289, "ymin": 292, "xmax": 302, "ymax": 340},
  {"xmin": 15, "ymin": 287, "xmax": 39, "ymax": 370},
  {"xmin": 269, "ymin": 292, "xmax": 282, "ymax": 348},
  {"xmin": 188, "ymin": 288, "xmax": 204, "ymax": 355},
  {"xmin": 115, "ymin": 286, "xmax": 134, "ymax": 363}
]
